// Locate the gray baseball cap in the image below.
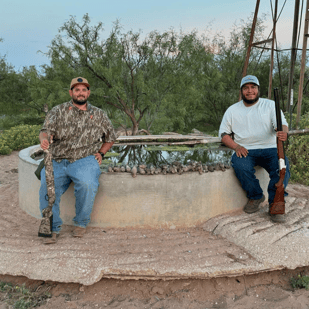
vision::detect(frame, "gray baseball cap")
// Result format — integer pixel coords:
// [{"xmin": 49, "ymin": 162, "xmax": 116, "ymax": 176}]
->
[{"xmin": 240, "ymin": 75, "xmax": 260, "ymax": 88}]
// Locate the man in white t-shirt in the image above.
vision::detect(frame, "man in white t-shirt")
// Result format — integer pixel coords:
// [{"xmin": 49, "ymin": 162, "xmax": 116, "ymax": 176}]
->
[{"xmin": 219, "ymin": 75, "xmax": 290, "ymax": 223}]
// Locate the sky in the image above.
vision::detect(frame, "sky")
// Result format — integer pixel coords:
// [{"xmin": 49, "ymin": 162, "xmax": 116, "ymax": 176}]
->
[{"xmin": 0, "ymin": 0, "xmax": 301, "ymax": 71}]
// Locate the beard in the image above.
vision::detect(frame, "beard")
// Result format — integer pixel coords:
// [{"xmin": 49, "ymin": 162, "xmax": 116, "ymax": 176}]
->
[
  {"xmin": 72, "ymin": 96, "xmax": 87, "ymax": 105},
  {"xmin": 241, "ymin": 92, "xmax": 260, "ymax": 105}
]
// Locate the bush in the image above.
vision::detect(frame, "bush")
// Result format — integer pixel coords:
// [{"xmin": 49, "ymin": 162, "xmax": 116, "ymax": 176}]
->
[
  {"xmin": 0, "ymin": 114, "xmax": 44, "ymax": 131},
  {"xmin": 0, "ymin": 124, "xmax": 41, "ymax": 155},
  {"xmin": 290, "ymin": 274, "xmax": 309, "ymax": 290},
  {"xmin": 286, "ymin": 134, "xmax": 309, "ymax": 185},
  {"xmin": 0, "ymin": 281, "xmax": 51, "ymax": 308},
  {"xmin": 286, "ymin": 112, "xmax": 309, "ymax": 185}
]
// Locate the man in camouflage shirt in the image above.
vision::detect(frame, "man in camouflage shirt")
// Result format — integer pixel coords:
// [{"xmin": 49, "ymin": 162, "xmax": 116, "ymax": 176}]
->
[{"xmin": 39, "ymin": 77, "xmax": 117, "ymax": 244}]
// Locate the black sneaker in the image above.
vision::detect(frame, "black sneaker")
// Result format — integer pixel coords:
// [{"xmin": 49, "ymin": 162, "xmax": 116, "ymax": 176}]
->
[
  {"xmin": 43, "ymin": 232, "xmax": 59, "ymax": 244},
  {"xmin": 244, "ymin": 195, "xmax": 265, "ymax": 214}
]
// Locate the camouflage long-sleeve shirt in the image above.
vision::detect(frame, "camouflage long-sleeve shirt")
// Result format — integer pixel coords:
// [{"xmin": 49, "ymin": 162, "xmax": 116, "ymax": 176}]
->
[{"xmin": 40, "ymin": 101, "xmax": 117, "ymax": 163}]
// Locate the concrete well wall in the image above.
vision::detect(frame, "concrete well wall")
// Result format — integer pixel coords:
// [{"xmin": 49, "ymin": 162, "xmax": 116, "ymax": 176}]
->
[{"xmin": 19, "ymin": 145, "xmax": 270, "ymax": 228}]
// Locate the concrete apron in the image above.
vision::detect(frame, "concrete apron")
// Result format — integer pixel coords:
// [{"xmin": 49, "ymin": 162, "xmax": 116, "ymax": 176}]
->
[
  {"xmin": 19, "ymin": 145, "xmax": 270, "ymax": 228},
  {"xmin": 0, "ymin": 147, "xmax": 306, "ymax": 285}
]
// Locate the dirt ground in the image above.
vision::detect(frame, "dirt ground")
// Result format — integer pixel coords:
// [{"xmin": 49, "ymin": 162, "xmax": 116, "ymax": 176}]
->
[{"xmin": 1, "ymin": 151, "xmax": 309, "ymax": 309}]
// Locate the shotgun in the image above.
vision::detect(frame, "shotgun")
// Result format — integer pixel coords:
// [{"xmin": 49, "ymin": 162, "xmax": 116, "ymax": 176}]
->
[
  {"xmin": 38, "ymin": 135, "xmax": 55, "ymax": 237},
  {"xmin": 269, "ymin": 88, "xmax": 286, "ymax": 215}
]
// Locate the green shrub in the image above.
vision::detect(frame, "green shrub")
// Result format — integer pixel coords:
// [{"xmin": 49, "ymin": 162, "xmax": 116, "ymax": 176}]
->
[
  {"xmin": 290, "ymin": 275, "xmax": 309, "ymax": 290},
  {"xmin": 0, "ymin": 282, "xmax": 51, "ymax": 308},
  {"xmin": 0, "ymin": 114, "xmax": 44, "ymax": 131},
  {"xmin": 0, "ymin": 124, "xmax": 41, "ymax": 155},
  {"xmin": 286, "ymin": 134, "xmax": 309, "ymax": 185},
  {"xmin": 286, "ymin": 112, "xmax": 309, "ymax": 185}
]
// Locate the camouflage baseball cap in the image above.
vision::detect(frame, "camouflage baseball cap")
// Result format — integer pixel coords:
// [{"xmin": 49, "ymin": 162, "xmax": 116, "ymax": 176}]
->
[
  {"xmin": 70, "ymin": 77, "xmax": 90, "ymax": 90},
  {"xmin": 240, "ymin": 75, "xmax": 260, "ymax": 89}
]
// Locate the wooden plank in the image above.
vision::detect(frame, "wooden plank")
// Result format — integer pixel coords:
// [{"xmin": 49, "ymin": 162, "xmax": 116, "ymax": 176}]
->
[
  {"xmin": 115, "ymin": 135, "xmax": 220, "ymax": 143},
  {"xmin": 114, "ymin": 141, "xmax": 216, "ymax": 146},
  {"xmin": 288, "ymin": 128, "xmax": 309, "ymax": 136},
  {"xmin": 251, "ymin": 38, "xmax": 273, "ymax": 46},
  {"xmin": 296, "ymin": 0, "xmax": 309, "ymax": 128}
]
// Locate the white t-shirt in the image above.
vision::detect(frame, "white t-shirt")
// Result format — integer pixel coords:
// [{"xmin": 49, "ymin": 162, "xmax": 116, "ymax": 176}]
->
[{"xmin": 218, "ymin": 98, "xmax": 288, "ymax": 150}]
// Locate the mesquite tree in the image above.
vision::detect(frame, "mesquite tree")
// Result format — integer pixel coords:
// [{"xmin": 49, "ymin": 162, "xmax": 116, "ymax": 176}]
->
[{"xmin": 47, "ymin": 14, "xmax": 185, "ymax": 135}]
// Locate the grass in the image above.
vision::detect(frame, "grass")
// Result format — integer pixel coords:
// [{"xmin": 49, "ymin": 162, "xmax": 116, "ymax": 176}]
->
[
  {"xmin": 0, "ymin": 282, "xmax": 51, "ymax": 308},
  {"xmin": 290, "ymin": 275, "xmax": 309, "ymax": 290}
]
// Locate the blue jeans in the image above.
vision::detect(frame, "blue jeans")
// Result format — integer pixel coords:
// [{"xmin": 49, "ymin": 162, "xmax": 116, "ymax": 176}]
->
[
  {"xmin": 39, "ymin": 155, "xmax": 101, "ymax": 233},
  {"xmin": 231, "ymin": 148, "xmax": 290, "ymax": 204}
]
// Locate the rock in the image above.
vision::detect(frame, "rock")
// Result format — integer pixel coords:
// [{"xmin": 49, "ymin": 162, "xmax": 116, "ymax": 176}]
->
[
  {"xmin": 214, "ymin": 163, "xmax": 220, "ymax": 171},
  {"xmin": 139, "ymin": 167, "xmax": 146, "ymax": 175},
  {"xmin": 182, "ymin": 166, "xmax": 189, "ymax": 173},
  {"xmin": 154, "ymin": 167, "xmax": 162, "ymax": 175},
  {"xmin": 189, "ymin": 128, "xmax": 203, "ymax": 135},
  {"xmin": 131, "ymin": 166, "xmax": 137, "ymax": 178},
  {"xmin": 197, "ymin": 164, "xmax": 203, "ymax": 175},
  {"xmin": 187, "ymin": 162, "xmax": 194, "ymax": 171},
  {"xmin": 108, "ymin": 166, "xmax": 113, "ymax": 173},
  {"xmin": 152, "ymin": 286, "xmax": 164, "ymax": 295},
  {"xmin": 113, "ymin": 166, "xmax": 121, "ymax": 172},
  {"xmin": 161, "ymin": 165, "xmax": 168, "ymax": 175},
  {"xmin": 191, "ymin": 161, "xmax": 197, "ymax": 171},
  {"xmin": 125, "ymin": 165, "xmax": 131, "ymax": 173},
  {"xmin": 219, "ymin": 163, "xmax": 226, "ymax": 172},
  {"xmin": 208, "ymin": 165, "xmax": 214, "ymax": 172},
  {"xmin": 120, "ymin": 166, "xmax": 126, "ymax": 172},
  {"xmin": 169, "ymin": 165, "xmax": 177, "ymax": 174},
  {"xmin": 203, "ymin": 164, "xmax": 208, "ymax": 173}
]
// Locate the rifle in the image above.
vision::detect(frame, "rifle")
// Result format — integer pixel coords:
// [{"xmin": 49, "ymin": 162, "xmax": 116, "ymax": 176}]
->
[
  {"xmin": 38, "ymin": 134, "xmax": 55, "ymax": 237},
  {"xmin": 269, "ymin": 88, "xmax": 286, "ymax": 215}
]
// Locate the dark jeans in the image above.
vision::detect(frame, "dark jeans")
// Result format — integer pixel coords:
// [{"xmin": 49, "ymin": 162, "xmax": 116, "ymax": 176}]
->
[{"xmin": 231, "ymin": 148, "xmax": 290, "ymax": 204}]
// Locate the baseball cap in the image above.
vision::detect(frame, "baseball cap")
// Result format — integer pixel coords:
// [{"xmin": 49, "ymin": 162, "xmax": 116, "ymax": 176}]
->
[
  {"xmin": 70, "ymin": 77, "xmax": 90, "ymax": 90},
  {"xmin": 240, "ymin": 75, "xmax": 260, "ymax": 89}
]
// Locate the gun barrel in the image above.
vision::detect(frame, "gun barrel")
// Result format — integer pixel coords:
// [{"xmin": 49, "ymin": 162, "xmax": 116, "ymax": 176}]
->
[{"xmin": 274, "ymin": 88, "xmax": 283, "ymax": 132}]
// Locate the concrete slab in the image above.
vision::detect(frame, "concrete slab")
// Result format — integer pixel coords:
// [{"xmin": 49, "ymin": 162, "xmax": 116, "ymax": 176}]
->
[
  {"xmin": 1, "ymin": 193, "xmax": 309, "ymax": 285},
  {"xmin": 1, "ymin": 151, "xmax": 309, "ymax": 287}
]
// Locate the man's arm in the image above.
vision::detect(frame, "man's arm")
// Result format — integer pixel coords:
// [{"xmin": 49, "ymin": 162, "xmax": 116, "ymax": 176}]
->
[
  {"xmin": 94, "ymin": 142, "xmax": 114, "ymax": 164},
  {"xmin": 99, "ymin": 142, "xmax": 114, "ymax": 154},
  {"xmin": 219, "ymin": 108, "xmax": 249, "ymax": 158},
  {"xmin": 221, "ymin": 134, "xmax": 248, "ymax": 158}
]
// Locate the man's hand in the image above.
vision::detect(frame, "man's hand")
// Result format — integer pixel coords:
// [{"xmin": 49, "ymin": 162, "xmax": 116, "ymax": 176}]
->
[
  {"xmin": 235, "ymin": 145, "xmax": 248, "ymax": 158},
  {"xmin": 276, "ymin": 131, "xmax": 288, "ymax": 142},
  {"xmin": 95, "ymin": 152, "xmax": 102, "ymax": 165},
  {"xmin": 39, "ymin": 133, "xmax": 53, "ymax": 150},
  {"xmin": 221, "ymin": 135, "xmax": 248, "ymax": 158},
  {"xmin": 40, "ymin": 139, "xmax": 50, "ymax": 150}
]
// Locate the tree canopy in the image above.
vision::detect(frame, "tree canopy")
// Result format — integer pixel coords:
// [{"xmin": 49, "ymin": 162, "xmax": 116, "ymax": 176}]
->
[{"xmin": 1, "ymin": 15, "xmax": 309, "ymax": 134}]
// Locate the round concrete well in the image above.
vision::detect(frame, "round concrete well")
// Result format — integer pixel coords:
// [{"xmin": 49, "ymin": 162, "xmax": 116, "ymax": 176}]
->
[{"xmin": 19, "ymin": 145, "xmax": 270, "ymax": 228}]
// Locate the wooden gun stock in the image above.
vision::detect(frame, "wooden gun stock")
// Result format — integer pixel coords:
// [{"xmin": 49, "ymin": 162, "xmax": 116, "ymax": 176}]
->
[{"xmin": 269, "ymin": 88, "xmax": 286, "ymax": 215}]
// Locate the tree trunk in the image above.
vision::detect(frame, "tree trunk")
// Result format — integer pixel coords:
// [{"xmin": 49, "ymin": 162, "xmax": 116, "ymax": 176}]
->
[{"xmin": 132, "ymin": 121, "xmax": 139, "ymax": 136}]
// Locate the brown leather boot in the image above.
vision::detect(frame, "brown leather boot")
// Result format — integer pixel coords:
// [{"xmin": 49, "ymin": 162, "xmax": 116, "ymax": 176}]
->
[
  {"xmin": 72, "ymin": 227, "xmax": 86, "ymax": 238},
  {"xmin": 244, "ymin": 195, "xmax": 265, "ymax": 214}
]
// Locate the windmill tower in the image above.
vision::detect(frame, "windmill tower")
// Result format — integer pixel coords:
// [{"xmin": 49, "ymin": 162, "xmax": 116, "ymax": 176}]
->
[{"xmin": 243, "ymin": 0, "xmax": 309, "ymax": 129}]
